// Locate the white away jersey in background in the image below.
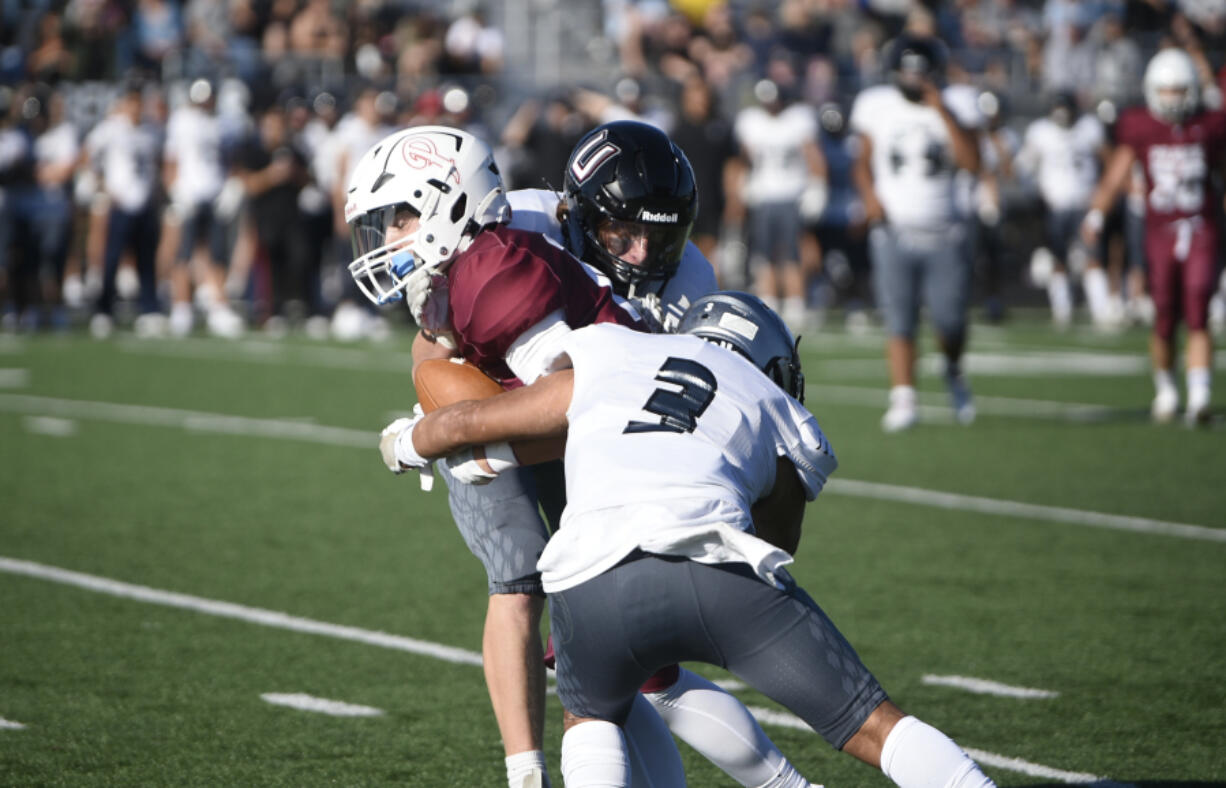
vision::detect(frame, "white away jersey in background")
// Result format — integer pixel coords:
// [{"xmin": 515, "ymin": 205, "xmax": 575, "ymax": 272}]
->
[
  {"xmin": 1015, "ymin": 115, "xmax": 1105, "ymax": 211},
  {"xmin": 537, "ymin": 323, "xmax": 837, "ymax": 593},
  {"xmin": 850, "ymin": 84, "xmax": 972, "ymax": 228},
  {"xmin": 733, "ymin": 104, "xmax": 817, "ymax": 204},
  {"xmin": 507, "ymin": 188, "xmax": 717, "ymax": 328},
  {"xmin": 165, "ymin": 105, "xmax": 224, "ymax": 208},
  {"xmin": 84, "ymin": 114, "xmax": 160, "ymax": 212}
]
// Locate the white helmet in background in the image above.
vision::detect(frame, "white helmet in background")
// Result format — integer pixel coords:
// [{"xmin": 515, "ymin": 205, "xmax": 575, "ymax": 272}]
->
[
  {"xmin": 345, "ymin": 125, "xmax": 509, "ymax": 305},
  {"xmin": 1143, "ymin": 48, "xmax": 1199, "ymax": 123}
]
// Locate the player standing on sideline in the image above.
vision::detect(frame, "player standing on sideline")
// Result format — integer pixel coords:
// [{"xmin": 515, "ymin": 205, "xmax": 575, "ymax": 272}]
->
[
  {"xmin": 163, "ymin": 78, "xmax": 244, "ymax": 339},
  {"xmin": 1082, "ymin": 48, "xmax": 1226, "ymax": 425},
  {"xmin": 384, "ymin": 292, "xmax": 998, "ymax": 788},
  {"xmin": 851, "ymin": 34, "xmax": 981, "ymax": 432},
  {"xmin": 85, "ymin": 81, "xmax": 165, "ymax": 339},
  {"xmin": 1015, "ymin": 91, "xmax": 1111, "ymax": 328},
  {"xmin": 350, "ymin": 125, "xmax": 817, "ymax": 788}
]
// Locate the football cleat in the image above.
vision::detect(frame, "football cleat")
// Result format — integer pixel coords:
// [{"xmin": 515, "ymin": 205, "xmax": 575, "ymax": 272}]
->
[{"xmin": 1151, "ymin": 387, "xmax": 1179, "ymax": 423}]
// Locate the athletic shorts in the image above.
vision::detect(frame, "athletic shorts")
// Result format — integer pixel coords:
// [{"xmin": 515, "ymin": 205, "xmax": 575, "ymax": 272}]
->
[
  {"xmin": 439, "ymin": 459, "xmax": 565, "ymax": 596},
  {"xmin": 176, "ymin": 202, "xmax": 228, "ymax": 265},
  {"xmin": 549, "ymin": 552, "xmax": 888, "ymax": 750},
  {"xmin": 1044, "ymin": 207, "xmax": 1084, "ymax": 263},
  {"xmin": 869, "ymin": 222, "xmax": 971, "ymax": 339},
  {"xmin": 747, "ymin": 201, "xmax": 802, "ymax": 266}
]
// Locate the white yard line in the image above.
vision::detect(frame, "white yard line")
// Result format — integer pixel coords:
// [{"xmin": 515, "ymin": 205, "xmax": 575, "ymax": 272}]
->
[
  {"xmin": 260, "ymin": 693, "xmax": 384, "ymax": 717},
  {"xmin": 809, "ymin": 384, "xmax": 1120, "ymax": 422},
  {"xmin": 0, "ymin": 717, "xmax": 27, "ymax": 730},
  {"xmin": 824, "ymin": 479, "xmax": 1226, "ymax": 543},
  {"xmin": 0, "ymin": 368, "xmax": 30, "ymax": 388},
  {"xmin": 922, "ymin": 674, "xmax": 1059, "ymax": 699},
  {"xmin": 0, "ymin": 556, "xmax": 482, "ymax": 667},
  {"xmin": 0, "ymin": 555, "xmax": 1122, "ymax": 785},
  {"xmin": 116, "ymin": 337, "xmax": 411, "ymax": 373},
  {"xmin": 3, "ymin": 393, "xmax": 1220, "ymax": 543},
  {"xmin": 23, "ymin": 416, "xmax": 77, "ymax": 437}
]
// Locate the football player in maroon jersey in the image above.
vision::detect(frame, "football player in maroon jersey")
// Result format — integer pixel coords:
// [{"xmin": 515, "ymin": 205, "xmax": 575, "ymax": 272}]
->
[
  {"xmin": 349, "ymin": 126, "xmax": 816, "ymax": 788},
  {"xmin": 1082, "ymin": 48, "xmax": 1226, "ymax": 425}
]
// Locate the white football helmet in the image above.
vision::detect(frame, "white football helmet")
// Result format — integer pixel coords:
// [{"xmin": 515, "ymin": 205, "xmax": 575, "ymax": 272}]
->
[
  {"xmin": 1143, "ymin": 48, "xmax": 1199, "ymax": 123},
  {"xmin": 346, "ymin": 125, "xmax": 510, "ymax": 305}
]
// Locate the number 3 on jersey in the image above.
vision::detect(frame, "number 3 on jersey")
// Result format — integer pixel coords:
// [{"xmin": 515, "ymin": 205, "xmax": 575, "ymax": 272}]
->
[{"xmin": 624, "ymin": 357, "xmax": 717, "ymax": 434}]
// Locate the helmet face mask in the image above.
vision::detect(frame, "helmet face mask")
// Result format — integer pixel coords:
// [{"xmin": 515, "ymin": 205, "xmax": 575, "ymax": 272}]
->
[
  {"xmin": 562, "ymin": 121, "xmax": 698, "ymax": 297},
  {"xmin": 677, "ymin": 291, "xmax": 805, "ymax": 403},
  {"xmin": 346, "ymin": 126, "xmax": 509, "ymax": 305},
  {"xmin": 886, "ymin": 35, "xmax": 946, "ymax": 103},
  {"xmin": 1143, "ymin": 48, "xmax": 1199, "ymax": 123}
]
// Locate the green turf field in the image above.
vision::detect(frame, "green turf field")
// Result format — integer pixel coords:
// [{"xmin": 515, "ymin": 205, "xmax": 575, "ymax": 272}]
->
[{"xmin": 1, "ymin": 319, "xmax": 1223, "ymax": 787}]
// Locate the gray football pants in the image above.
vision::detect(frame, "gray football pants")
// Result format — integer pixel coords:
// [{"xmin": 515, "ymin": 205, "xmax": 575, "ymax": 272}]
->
[{"xmin": 549, "ymin": 552, "xmax": 889, "ymax": 749}]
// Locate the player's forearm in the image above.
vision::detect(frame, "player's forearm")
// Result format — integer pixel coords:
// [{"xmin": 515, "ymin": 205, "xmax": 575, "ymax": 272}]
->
[
  {"xmin": 412, "ymin": 371, "xmax": 573, "ymax": 459},
  {"xmin": 1087, "ymin": 147, "xmax": 1134, "ymax": 217}
]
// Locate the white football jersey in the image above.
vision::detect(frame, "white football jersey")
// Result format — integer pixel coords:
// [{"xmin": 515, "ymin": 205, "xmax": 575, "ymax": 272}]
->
[
  {"xmin": 537, "ymin": 323, "xmax": 837, "ymax": 593},
  {"xmin": 850, "ymin": 84, "xmax": 973, "ymax": 228},
  {"xmin": 1015, "ymin": 115, "xmax": 1105, "ymax": 211},
  {"xmin": 85, "ymin": 114, "xmax": 160, "ymax": 213},
  {"xmin": 733, "ymin": 104, "xmax": 817, "ymax": 204},
  {"xmin": 507, "ymin": 188, "xmax": 717, "ymax": 328},
  {"xmin": 165, "ymin": 105, "xmax": 224, "ymax": 207}
]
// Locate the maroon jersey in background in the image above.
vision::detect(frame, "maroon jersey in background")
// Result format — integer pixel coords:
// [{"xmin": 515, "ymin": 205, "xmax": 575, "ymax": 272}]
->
[
  {"xmin": 446, "ymin": 225, "xmax": 644, "ymax": 388},
  {"xmin": 1116, "ymin": 106, "xmax": 1226, "ymax": 231},
  {"xmin": 1115, "ymin": 107, "xmax": 1226, "ymax": 335}
]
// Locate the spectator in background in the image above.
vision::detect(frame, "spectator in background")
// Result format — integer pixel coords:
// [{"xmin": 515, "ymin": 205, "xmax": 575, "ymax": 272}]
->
[
  {"xmin": 852, "ymin": 34, "xmax": 981, "ymax": 432},
  {"xmin": 442, "ymin": 1, "xmax": 504, "ymax": 76},
  {"xmin": 328, "ymin": 86, "xmax": 394, "ymax": 340},
  {"xmin": 809, "ymin": 100, "xmax": 872, "ymax": 330},
  {"xmin": 236, "ymin": 104, "xmax": 310, "ymax": 334},
  {"xmin": 732, "ymin": 77, "xmax": 826, "ymax": 330},
  {"xmin": 0, "ymin": 85, "xmax": 38, "ymax": 331},
  {"xmin": 1015, "ymin": 91, "xmax": 1112, "ymax": 328},
  {"xmin": 163, "ymin": 78, "xmax": 244, "ymax": 339},
  {"xmin": 85, "ymin": 82, "xmax": 165, "ymax": 339},
  {"xmin": 30, "ymin": 87, "xmax": 79, "ymax": 329},
  {"xmin": 500, "ymin": 90, "xmax": 585, "ymax": 192},
  {"xmin": 668, "ymin": 74, "xmax": 736, "ymax": 279},
  {"xmin": 131, "ymin": 0, "xmax": 184, "ymax": 72},
  {"xmin": 1091, "ymin": 10, "xmax": 1144, "ymax": 109}
]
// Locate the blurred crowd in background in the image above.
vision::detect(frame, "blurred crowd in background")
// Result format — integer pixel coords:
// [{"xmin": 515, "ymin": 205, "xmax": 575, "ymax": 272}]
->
[{"xmin": 2, "ymin": 0, "xmax": 1225, "ymax": 339}]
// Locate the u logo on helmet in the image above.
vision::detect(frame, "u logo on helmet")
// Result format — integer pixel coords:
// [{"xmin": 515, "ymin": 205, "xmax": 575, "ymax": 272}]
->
[
  {"xmin": 570, "ymin": 131, "xmax": 621, "ymax": 185},
  {"xmin": 401, "ymin": 137, "xmax": 460, "ymax": 184}
]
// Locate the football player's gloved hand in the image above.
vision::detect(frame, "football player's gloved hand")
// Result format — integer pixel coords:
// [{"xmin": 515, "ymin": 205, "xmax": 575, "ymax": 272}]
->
[
  {"xmin": 445, "ymin": 442, "xmax": 519, "ymax": 485},
  {"xmin": 799, "ymin": 178, "xmax": 828, "ymax": 222},
  {"xmin": 404, "ymin": 270, "xmax": 457, "ymax": 349},
  {"xmin": 379, "ymin": 410, "xmax": 428, "ymax": 474}
]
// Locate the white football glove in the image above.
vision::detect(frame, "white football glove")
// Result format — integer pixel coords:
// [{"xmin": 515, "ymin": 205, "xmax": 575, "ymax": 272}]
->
[
  {"xmin": 629, "ymin": 292, "xmax": 687, "ymax": 333},
  {"xmin": 445, "ymin": 442, "xmax": 519, "ymax": 485},
  {"xmin": 405, "ymin": 270, "xmax": 457, "ymax": 349}
]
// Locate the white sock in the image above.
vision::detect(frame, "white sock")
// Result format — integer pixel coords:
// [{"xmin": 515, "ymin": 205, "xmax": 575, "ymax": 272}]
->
[
  {"xmin": 561, "ymin": 721, "xmax": 630, "ymax": 788},
  {"xmin": 643, "ymin": 668, "xmax": 812, "ymax": 787},
  {"xmin": 505, "ymin": 750, "xmax": 550, "ymax": 788},
  {"xmin": 1047, "ymin": 271, "xmax": 1072, "ymax": 325},
  {"xmin": 880, "ymin": 716, "xmax": 995, "ymax": 788},
  {"xmin": 1083, "ymin": 267, "xmax": 1112, "ymax": 325},
  {"xmin": 623, "ymin": 694, "xmax": 686, "ymax": 788},
  {"xmin": 1187, "ymin": 366, "xmax": 1211, "ymax": 409},
  {"xmin": 1154, "ymin": 368, "xmax": 1177, "ymax": 397},
  {"xmin": 782, "ymin": 296, "xmax": 807, "ymax": 327},
  {"xmin": 889, "ymin": 385, "xmax": 917, "ymax": 408}
]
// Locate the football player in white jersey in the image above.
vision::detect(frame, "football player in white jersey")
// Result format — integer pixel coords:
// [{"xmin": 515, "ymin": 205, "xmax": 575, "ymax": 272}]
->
[
  {"xmin": 359, "ymin": 124, "xmax": 811, "ymax": 788},
  {"xmin": 162, "ymin": 79, "xmax": 244, "ymax": 339},
  {"xmin": 732, "ymin": 79, "xmax": 826, "ymax": 330},
  {"xmin": 1015, "ymin": 91, "xmax": 1111, "ymax": 328},
  {"xmin": 851, "ymin": 34, "xmax": 981, "ymax": 432},
  {"xmin": 384, "ymin": 292, "xmax": 997, "ymax": 788}
]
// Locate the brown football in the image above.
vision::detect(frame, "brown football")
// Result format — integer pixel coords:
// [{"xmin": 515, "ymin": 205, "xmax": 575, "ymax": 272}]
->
[{"xmin": 412, "ymin": 358, "xmax": 505, "ymax": 413}]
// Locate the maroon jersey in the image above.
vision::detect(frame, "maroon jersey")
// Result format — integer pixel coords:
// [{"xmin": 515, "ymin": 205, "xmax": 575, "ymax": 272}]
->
[
  {"xmin": 1116, "ymin": 106, "xmax": 1226, "ymax": 233},
  {"xmin": 446, "ymin": 225, "xmax": 644, "ymax": 388}
]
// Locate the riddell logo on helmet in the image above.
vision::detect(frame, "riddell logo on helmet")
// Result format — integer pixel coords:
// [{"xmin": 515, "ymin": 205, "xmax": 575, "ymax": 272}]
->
[{"xmin": 639, "ymin": 210, "xmax": 678, "ymax": 223}]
